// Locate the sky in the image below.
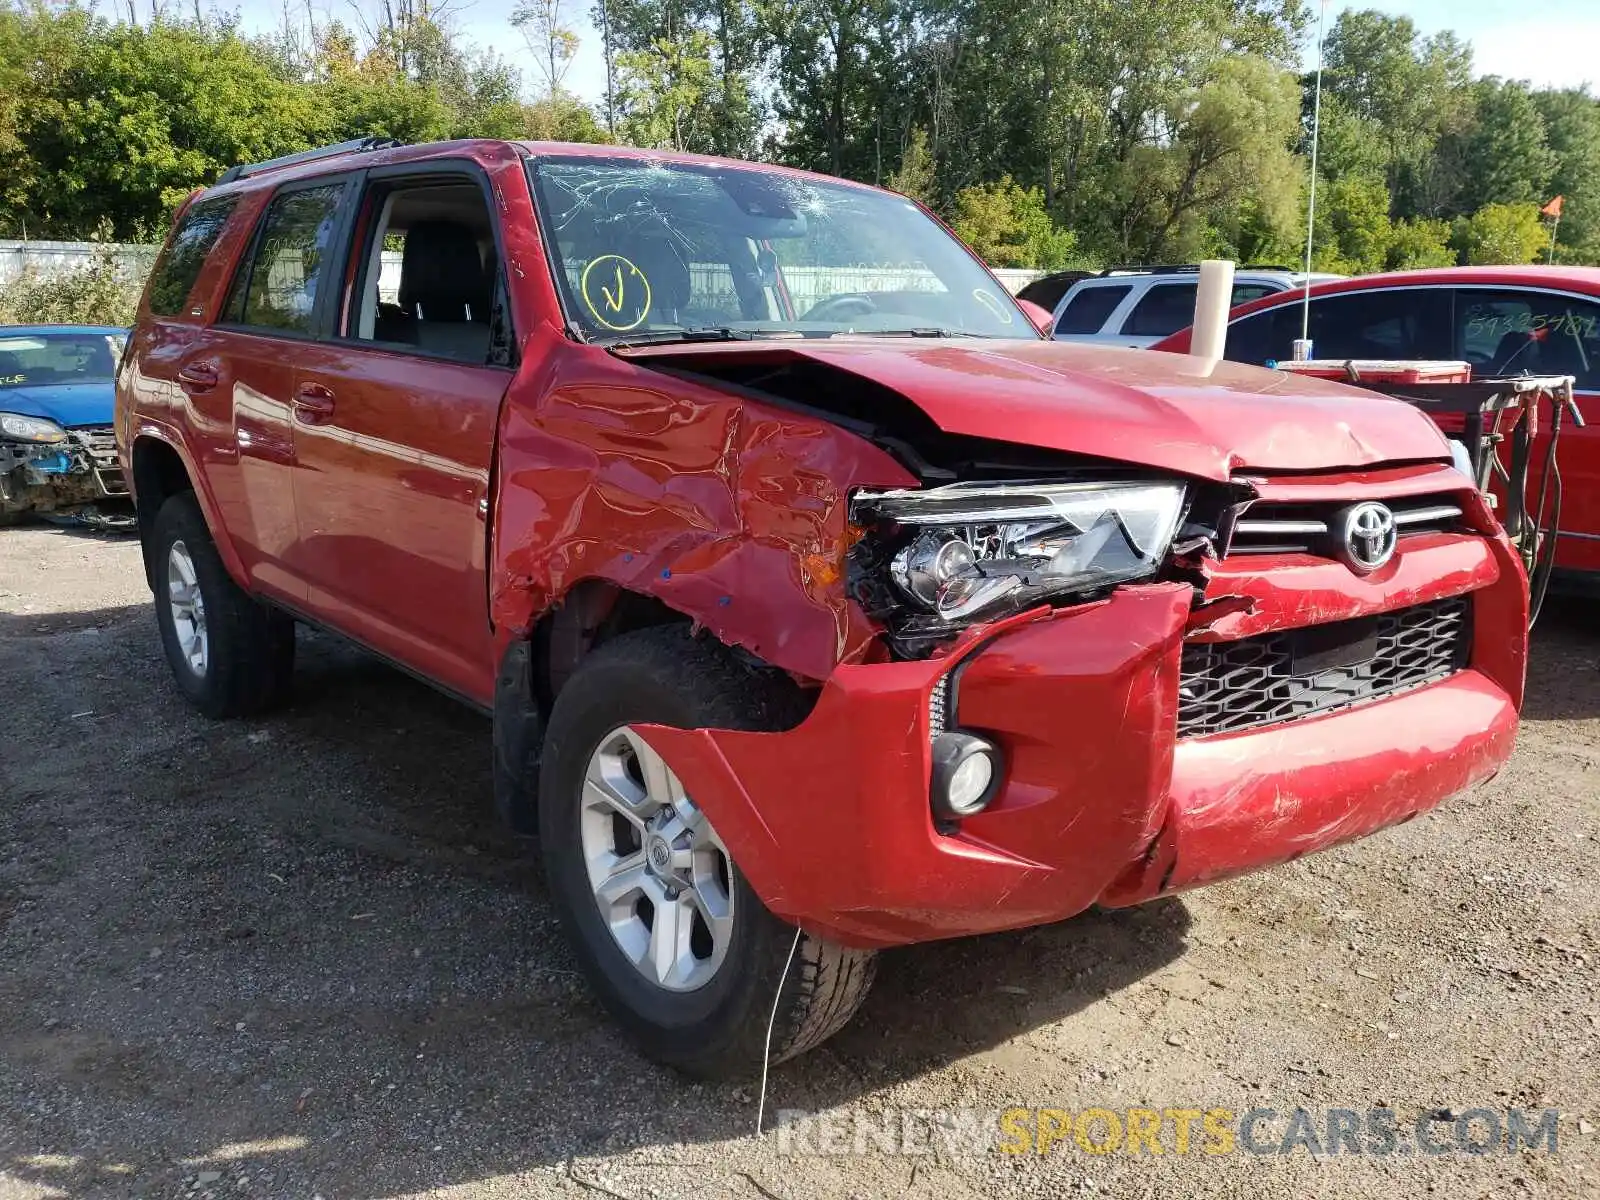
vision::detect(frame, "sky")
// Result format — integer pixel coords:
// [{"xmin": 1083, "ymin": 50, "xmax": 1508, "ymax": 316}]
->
[
  {"xmin": 1313, "ymin": 1, "xmax": 1599, "ymax": 92},
  {"xmin": 218, "ymin": 0, "xmax": 1599, "ymax": 106}
]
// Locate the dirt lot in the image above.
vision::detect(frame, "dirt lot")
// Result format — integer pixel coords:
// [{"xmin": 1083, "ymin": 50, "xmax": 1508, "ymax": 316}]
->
[{"xmin": 0, "ymin": 524, "xmax": 1596, "ymax": 1200}]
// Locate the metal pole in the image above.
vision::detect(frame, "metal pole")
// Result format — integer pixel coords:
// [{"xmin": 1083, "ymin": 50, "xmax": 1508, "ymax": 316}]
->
[{"xmin": 1301, "ymin": 0, "xmax": 1328, "ymax": 350}]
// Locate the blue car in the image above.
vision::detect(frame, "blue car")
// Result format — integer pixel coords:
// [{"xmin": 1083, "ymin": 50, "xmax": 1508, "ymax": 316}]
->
[{"xmin": 0, "ymin": 324, "xmax": 133, "ymax": 528}]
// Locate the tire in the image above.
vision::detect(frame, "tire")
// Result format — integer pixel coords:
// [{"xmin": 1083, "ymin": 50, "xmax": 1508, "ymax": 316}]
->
[
  {"xmin": 149, "ymin": 491, "xmax": 295, "ymax": 718},
  {"xmin": 538, "ymin": 625, "xmax": 876, "ymax": 1079}
]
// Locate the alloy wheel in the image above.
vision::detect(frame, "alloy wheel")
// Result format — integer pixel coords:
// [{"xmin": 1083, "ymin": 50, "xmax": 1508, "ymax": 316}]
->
[
  {"xmin": 166, "ymin": 539, "xmax": 208, "ymax": 677},
  {"xmin": 578, "ymin": 726, "xmax": 735, "ymax": 992}
]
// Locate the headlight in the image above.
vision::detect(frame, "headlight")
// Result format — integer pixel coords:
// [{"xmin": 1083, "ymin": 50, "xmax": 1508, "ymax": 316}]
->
[
  {"xmin": 851, "ymin": 479, "xmax": 1187, "ymax": 629},
  {"xmin": 0, "ymin": 413, "xmax": 68, "ymax": 443}
]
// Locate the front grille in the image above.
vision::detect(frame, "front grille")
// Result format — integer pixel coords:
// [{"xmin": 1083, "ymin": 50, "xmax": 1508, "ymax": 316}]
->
[
  {"xmin": 67, "ymin": 425, "xmax": 127, "ymax": 495},
  {"xmin": 1229, "ymin": 493, "xmax": 1464, "ymax": 555},
  {"xmin": 928, "ymin": 675, "xmax": 950, "ymax": 740},
  {"xmin": 1177, "ymin": 597, "xmax": 1471, "ymax": 738}
]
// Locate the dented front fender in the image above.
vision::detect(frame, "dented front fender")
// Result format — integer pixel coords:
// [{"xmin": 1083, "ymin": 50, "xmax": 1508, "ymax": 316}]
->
[{"xmin": 489, "ymin": 330, "xmax": 917, "ymax": 680}]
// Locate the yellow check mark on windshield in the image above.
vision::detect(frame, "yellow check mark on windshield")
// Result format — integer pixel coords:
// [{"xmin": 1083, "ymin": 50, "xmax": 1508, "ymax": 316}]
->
[{"xmin": 601, "ymin": 264, "xmax": 625, "ymax": 313}]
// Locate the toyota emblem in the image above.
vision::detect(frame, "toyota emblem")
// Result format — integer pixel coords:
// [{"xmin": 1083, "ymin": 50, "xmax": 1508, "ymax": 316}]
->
[{"xmin": 1336, "ymin": 501, "xmax": 1397, "ymax": 572}]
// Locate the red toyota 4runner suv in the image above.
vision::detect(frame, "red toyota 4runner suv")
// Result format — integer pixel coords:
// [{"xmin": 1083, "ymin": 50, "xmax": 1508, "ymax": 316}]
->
[{"xmin": 118, "ymin": 138, "xmax": 1527, "ymax": 1079}]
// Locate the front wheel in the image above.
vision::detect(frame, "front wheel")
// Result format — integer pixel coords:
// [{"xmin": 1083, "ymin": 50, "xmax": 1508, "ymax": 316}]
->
[
  {"xmin": 538, "ymin": 626, "xmax": 876, "ymax": 1079},
  {"xmin": 149, "ymin": 491, "xmax": 295, "ymax": 718}
]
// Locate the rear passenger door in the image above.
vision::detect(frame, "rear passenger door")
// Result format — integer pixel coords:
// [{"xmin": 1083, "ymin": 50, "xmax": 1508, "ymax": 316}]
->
[
  {"xmin": 1450, "ymin": 287, "xmax": 1600, "ymax": 574},
  {"xmin": 207, "ymin": 177, "xmax": 360, "ymax": 602},
  {"xmin": 286, "ymin": 163, "xmax": 515, "ymax": 705}
]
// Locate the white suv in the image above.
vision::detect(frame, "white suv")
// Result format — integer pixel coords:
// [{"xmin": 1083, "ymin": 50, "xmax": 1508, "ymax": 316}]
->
[{"xmin": 1050, "ymin": 266, "xmax": 1343, "ymax": 348}]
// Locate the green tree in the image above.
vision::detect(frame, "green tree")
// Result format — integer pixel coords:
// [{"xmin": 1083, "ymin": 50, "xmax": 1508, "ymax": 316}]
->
[
  {"xmin": 513, "ymin": 0, "xmax": 581, "ymax": 98},
  {"xmin": 0, "ymin": 6, "xmax": 321, "ymax": 239},
  {"xmin": 615, "ymin": 28, "xmax": 717, "ymax": 149},
  {"xmin": 1534, "ymin": 89, "xmax": 1600, "ymax": 263},
  {"xmin": 1311, "ymin": 173, "xmax": 1392, "ymax": 275},
  {"xmin": 1110, "ymin": 54, "xmax": 1303, "ymax": 262},
  {"xmin": 604, "ymin": 0, "xmax": 769, "ymax": 157},
  {"xmin": 886, "ymin": 125, "xmax": 936, "ymax": 206},
  {"xmin": 770, "ymin": 0, "xmax": 901, "ymax": 179},
  {"xmin": 1385, "ymin": 217, "xmax": 1456, "ymax": 269},
  {"xmin": 1322, "ymin": 10, "xmax": 1472, "ymax": 216},
  {"xmin": 1446, "ymin": 78, "xmax": 1557, "ymax": 213},
  {"xmin": 950, "ymin": 175, "xmax": 1077, "ymax": 268},
  {"xmin": 1453, "ymin": 203, "xmax": 1550, "ymax": 265}
]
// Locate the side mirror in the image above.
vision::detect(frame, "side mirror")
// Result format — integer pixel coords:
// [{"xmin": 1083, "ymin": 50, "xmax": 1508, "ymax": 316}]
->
[{"xmin": 1017, "ymin": 298, "xmax": 1054, "ymax": 337}]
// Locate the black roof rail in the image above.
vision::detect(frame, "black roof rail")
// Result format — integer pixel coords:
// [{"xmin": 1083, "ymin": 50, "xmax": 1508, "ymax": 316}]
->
[
  {"xmin": 1095, "ymin": 262, "xmax": 1312, "ymax": 278},
  {"xmin": 216, "ymin": 137, "xmax": 401, "ymax": 185},
  {"xmin": 1097, "ymin": 263, "xmax": 1201, "ymax": 276}
]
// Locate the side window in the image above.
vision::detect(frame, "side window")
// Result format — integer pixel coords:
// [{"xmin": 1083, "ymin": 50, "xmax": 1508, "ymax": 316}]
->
[
  {"xmin": 1122, "ymin": 282, "xmax": 1199, "ymax": 337},
  {"xmin": 227, "ymin": 183, "xmax": 347, "ymax": 335},
  {"xmin": 1054, "ymin": 284, "xmax": 1129, "ymax": 335},
  {"xmin": 1304, "ymin": 289, "xmax": 1451, "ymax": 361},
  {"xmin": 346, "ymin": 176, "xmax": 504, "ymax": 363},
  {"xmin": 1225, "ymin": 303, "xmax": 1300, "ymax": 364},
  {"xmin": 147, "ymin": 195, "xmax": 237, "ymax": 316},
  {"xmin": 1454, "ymin": 289, "xmax": 1600, "ymax": 389},
  {"xmin": 1231, "ymin": 283, "xmax": 1278, "ymax": 306},
  {"xmin": 1229, "ymin": 289, "xmax": 1454, "ymax": 365}
]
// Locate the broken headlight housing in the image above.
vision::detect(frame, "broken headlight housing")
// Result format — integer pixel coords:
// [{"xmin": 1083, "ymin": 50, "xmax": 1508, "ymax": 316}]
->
[
  {"xmin": 850, "ymin": 480, "xmax": 1187, "ymax": 652},
  {"xmin": 0, "ymin": 413, "xmax": 67, "ymax": 444}
]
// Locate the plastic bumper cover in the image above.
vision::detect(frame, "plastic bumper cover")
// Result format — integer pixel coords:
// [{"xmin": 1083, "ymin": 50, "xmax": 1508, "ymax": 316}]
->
[{"xmin": 638, "ymin": 535, "xmax": 1525, "ymax": 949}]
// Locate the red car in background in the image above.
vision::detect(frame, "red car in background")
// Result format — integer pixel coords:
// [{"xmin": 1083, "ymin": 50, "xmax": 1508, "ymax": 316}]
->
[{"xmin": 1151, "ymin": 266, "xmax": 1600, "ymax": 584}]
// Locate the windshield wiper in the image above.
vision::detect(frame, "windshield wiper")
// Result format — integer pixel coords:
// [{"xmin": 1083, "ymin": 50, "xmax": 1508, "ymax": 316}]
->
[
  {"xmin": 602, "ymin": 325, "xmax": 988, "ymax": 348},
  {"xmin": 601, "ymin": 327, "xmax": 762, "ymax": 349}
]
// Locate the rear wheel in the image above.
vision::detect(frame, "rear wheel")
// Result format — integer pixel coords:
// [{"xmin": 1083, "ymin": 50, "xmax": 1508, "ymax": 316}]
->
[
  {"xmin": 538, "ymin": 626, "xmax": 876, "ymax": 1079},
  {"xmin": 149, "ymin": 492, "xmax": 295, "ymax": 718}
]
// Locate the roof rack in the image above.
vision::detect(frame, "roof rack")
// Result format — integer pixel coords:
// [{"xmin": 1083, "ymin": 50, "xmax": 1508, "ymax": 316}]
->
[
  {"xmin": 1097, "ymin": 262, "xmax": 1308, "ymax": 277},
  {"xmin": 216, "ymin": 137, "xmax": 401, "ymax": 185},
  {"xmin": 1098, "ymin": 264, "xmax": 1202, "ymax": 276}
]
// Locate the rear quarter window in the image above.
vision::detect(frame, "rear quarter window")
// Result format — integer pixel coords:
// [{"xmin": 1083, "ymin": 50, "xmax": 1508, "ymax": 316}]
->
[
  {"xmin": 1455, "ymin": 290, "xmax": 1600, "ymax": 388},
  {"xmin": 1054, "ymin": 284, "xmax": 1130, "ymax": 335},
  {"xmin": 146, "ymin": 196, "xmax": 239, "ymax": 316},
  {"xmin": 1123, "ymin": 282, "xmax": 1199, "ymax": 338},
  {"xmin": 223, "ymin": 183, "xmax": 348, "ymax": 335}
]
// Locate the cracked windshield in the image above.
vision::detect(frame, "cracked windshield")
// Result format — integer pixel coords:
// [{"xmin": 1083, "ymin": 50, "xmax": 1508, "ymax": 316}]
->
[{"xmin": 529, "ymin": 156, "xmax": 1029, "ymax": 343}]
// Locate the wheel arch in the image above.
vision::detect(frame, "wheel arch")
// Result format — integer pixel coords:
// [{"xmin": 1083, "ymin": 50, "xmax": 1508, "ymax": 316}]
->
[
  {"xmin": 492, "ymin": 579, "xmax": 821, "ymax": 835},
  {"xmin": 492, "ymin": 579, "xmax": 695, "ymax": 834},
  {"xmin": 129, "ymin": 431, "xmax": 248, "ymax": 594}
]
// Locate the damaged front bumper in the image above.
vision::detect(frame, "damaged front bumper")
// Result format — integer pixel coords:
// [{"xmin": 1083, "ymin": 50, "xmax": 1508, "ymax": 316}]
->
[
  {"xmin": 638, "ymin": 530, "xmax": 1527, "ymax": 949},
  {"xmin": 0, "ymin": 426, "xmax": 133, "ymax": 527}
]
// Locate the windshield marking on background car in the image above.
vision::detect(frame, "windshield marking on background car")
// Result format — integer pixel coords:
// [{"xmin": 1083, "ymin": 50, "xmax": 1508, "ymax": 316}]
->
[{"xmin": 0, "ymin": 333, "xmax": 123, "ymax": 389}]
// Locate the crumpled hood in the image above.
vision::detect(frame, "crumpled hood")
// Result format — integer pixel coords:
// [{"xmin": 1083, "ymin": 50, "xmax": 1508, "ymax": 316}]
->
[
  {"xmin": 0, "ymin": 382, "xmax": 115, "ymax": 430},
  {"xmin": 618, "ymin": 338, "xmax": 1451, "ymax": 482}
]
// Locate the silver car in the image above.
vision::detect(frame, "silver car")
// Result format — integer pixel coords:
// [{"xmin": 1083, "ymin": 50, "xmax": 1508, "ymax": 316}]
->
[{"xmin": 1049, "ymin": 265, "xmax": 1343, "ymax": 348}]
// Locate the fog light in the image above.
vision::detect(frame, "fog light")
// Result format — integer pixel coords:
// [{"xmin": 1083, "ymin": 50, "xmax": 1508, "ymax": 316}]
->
[{"xmin": 931, "ymin": 731, "xmax": 1002, "ymax": 820}]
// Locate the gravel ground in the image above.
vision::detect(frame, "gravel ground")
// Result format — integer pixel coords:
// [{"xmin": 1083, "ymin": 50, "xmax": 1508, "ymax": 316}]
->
[{"xmin": 0, "ymin": 523, "xmax": 1595, "ymax": 1200}]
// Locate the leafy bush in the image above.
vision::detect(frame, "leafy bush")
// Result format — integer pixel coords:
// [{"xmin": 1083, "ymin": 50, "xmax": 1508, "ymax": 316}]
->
[
  {"xmin": 951, "ymin": 176, "xmax": 1079, "ymax": 270},
  {"xmin": 0, "ymin": 249, "xmax": 144, "ymax": 327},
  {"xmin": 1385, "ymin": 218, "xmax": 1456, "ymax": 269},
  {"xmin": 1452, "ymin": 203, "xmax": 1550, "ymax": 265}
]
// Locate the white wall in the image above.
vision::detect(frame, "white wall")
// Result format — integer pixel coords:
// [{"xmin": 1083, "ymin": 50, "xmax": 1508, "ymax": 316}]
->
[{"xmin": 0, "ymin": 240, "xmax": 157, "ymax": 288}]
